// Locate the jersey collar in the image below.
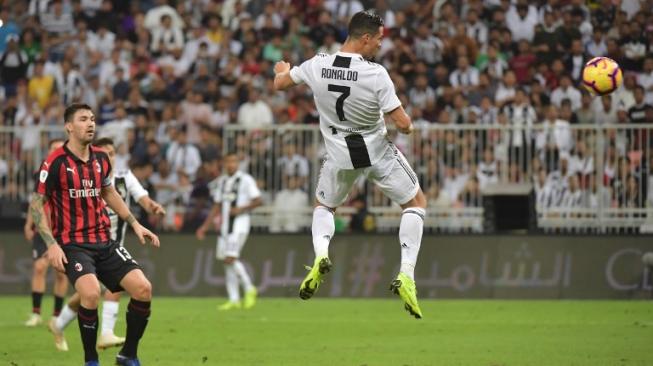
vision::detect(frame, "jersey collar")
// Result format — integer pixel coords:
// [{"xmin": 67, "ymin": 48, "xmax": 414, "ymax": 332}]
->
[
  {"xmin": 336, "ymin": 51, "xmax": 363, "ymax": 58},
  {"xmin": 63, "ymin": 141, "xmax": 96, "ymax": 163}
]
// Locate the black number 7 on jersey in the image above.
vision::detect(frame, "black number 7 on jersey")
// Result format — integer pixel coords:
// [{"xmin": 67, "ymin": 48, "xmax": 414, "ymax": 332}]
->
[{"xmin": 328, "ymin": 84, "xmax": 350, "ymax": 121}]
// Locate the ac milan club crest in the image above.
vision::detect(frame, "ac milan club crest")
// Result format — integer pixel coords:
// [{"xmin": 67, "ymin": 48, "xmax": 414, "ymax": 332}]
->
[{"xmin": 74, "ymin": 262, "xmax": 83, "ymax": 272}]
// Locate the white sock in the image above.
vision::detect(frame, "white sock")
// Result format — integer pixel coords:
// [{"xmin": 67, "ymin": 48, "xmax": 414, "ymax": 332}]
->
[
  {"xmin": 312, "ymin": 206, "xmax": 335, "ymax": 258},
  {"xmin": 399, "ymin": 207, "xmax": 425, "ymax": 280},
  {"xmin": 233, "ymin": 260, "xmax": 254, "ymax": 292},
  {"xmin": 225, "ymin": 264, "xmax": 240, "ymax": 302},
  {"xmin": 55, "ymin": 304, "xmax": 77, "ymax": 331},
  {"xmin": 101, "ymin": 300, "xmax": 119, "ymax": 336}
]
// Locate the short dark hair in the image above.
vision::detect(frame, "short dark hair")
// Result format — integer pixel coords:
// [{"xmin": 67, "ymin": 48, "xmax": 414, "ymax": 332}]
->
[
  {"xmin": 348, "ymin": 11, "xmax": 384, "ymax": 39},
  {"xmin": 64, "ymin": 103, "xmax": 93, "ymax": 124},
  {"xmin": 93, "ymin": 137, "xmax": 114, "ymax": 148},
  {"xmin": 48, "ymin": 138, "xmax": 64, "ymax": 149}
]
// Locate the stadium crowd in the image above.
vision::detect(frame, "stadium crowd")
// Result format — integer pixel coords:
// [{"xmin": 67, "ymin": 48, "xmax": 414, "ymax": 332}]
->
[{"xmin": 1, "ymin": 0, "xmax": 653, "ymax": 232}]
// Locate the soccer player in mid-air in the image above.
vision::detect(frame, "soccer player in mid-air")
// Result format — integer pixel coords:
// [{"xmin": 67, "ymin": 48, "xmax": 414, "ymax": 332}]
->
[
  {"xmin": 31, "ymin": 103, "xmax": 160, "ymax": 366},
  {"xmin": 196, "ymin": 152, "xmax": 262, "ymax": 310},
  {"xmin": 24, "ymin": 139, "xmax": 69, "ymax": 328},
  {"xmin": 49, "ymin": 137, "xmax": 166, "ymax": 352},
  {"xmin": 273, "ymin": 10, "xmax": 427, "ymax": 318}
]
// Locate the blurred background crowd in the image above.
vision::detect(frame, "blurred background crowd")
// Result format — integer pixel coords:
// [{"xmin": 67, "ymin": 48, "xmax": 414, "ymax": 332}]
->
[{"xmin": 1, "ymin": 0, "xmax": 653, "ymax": 233}]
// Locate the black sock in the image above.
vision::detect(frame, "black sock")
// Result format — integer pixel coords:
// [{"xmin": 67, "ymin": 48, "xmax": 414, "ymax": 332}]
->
[
  {"xmin": 120, "ymin": 299, "xmax": 151, "ymax": 359},
  {"xmin": 53, "ymin": 296, "xmax": 64, "ymax": 316},
  {"xmin": 31, "ymin": 292, "xmax": 43, "ymax": 314},
  {"xmin": 77, "ymin": 306, "xmax": 99, "ymax": 362}
]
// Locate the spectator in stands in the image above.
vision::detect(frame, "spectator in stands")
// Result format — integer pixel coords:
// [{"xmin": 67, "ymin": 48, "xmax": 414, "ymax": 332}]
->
[
  {"xmin": 150, "ymin": 14, "xmax": 185, "ymax": 56},
  {"xmin": 620, "ymin": 174, "xmax": 644, "ymax": 208},
  {"xmin": 585, "ymin": 27, "xmax": 607, "ymax": 58},
  {"xmin": 0, "ymin": 35, "xmax": 28, "ymax": 96},
  {"xmin": 495, "ymin": 70, "xmax": 518, "ymax": 107},
  {"xmin": 99, "ymin": 104, "xmax": 134, "ymax": 148},
  {"xmin": 270, "ymin": 175, "xmax": 309, "ymax": 233},
  {"xmin": 585, "ymin": 173, "xmax": 611, "ymax": 210},
  {"xmin": 576, "ymin": 92, "xmax": 595, "ymax": 124},
  {"xmin": 564, "ymin": 39, "xmax": 586, "ymax": 83},
  {"xmin": 413, "ymin": 21, "xmax": 444, "ymax": 67},
  {"xmin": 179, "ymin": 91, "xmax": 212, "ymax": 144},
  {"xmin": 449, "ymin": 56, "xmax": 479, "ymax": 95},
  {"xmin": 466, "ymin": 9, "xmax": 488, "ymax": 47},
  {"xmin": 592, "ymin": 94, "xmax": 617, "ymax": 125},
  {"xmin": 87, "ymin": 23, "xmax": 115, "ymax": 58},
  {"xmin": 277, "ymin": 142, "xmax": 310, "ymax": 189},
  {"xmin": 506, "ymin": 1, "xmax": 538, "ymax": 42},
  {"xmin": 166, "ymin": 126, "xmax": 202, "ymax": 180},
  {"xmin": 27, "ymin": 59, "xmax": 54, "ymax": 109},
  {"xmin": 237, "ymin": 87, "xmax": 273, "ymax": 127},
  {"xmin": 477, "ymin": 147, "xmax": 499, "ymax": 190},
  {"xmin": 629, "ymin": 85, "xmax": 651, "ymax": 124},
  {"xmin": 559, "ymin": 175, "xmax": 583, "ymax": 214},
  {"xmin": 551, "ymin": 75, "xmax": 582, "ymax": 111},
  {"xmin": 477, "ymin": 43, "xmax": 508, "ymax": 82},
  {"xmin": 637, "ymin": 56, "xmax": 653, "ymax": 105},
  {"xmin": 409, "ymin": 74, "xmax": 436, "ymax": 110},
  {"xmin": 536, "ymin": 105, "xmax": 573, "ymax": 158}
]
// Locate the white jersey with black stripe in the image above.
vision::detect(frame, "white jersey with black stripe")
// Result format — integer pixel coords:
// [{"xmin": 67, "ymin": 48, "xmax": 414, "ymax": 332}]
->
[
  {"xmin": 211, "ymin": 170, "xmax": 261, "ymax": 236},
  {"xmin": 290, "ymin": 51, "xmax": 402, "ymax": 169},
  {"xmin": 107, "ymin": 169, "xmax": 149, "ymax": 246}
]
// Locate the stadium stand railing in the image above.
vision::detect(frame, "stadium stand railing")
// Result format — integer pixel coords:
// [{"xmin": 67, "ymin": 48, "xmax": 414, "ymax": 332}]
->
[{"xmin": 2, "ymin": 124, "xmax": 652, "ymax": 234}]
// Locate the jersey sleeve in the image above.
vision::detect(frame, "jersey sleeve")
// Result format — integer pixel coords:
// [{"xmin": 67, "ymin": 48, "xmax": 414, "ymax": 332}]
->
[
  {"xmin": 125, "ymin": 170, "xmax": 149, "ymax": 202},
  {"xmin": 376, "ymin": 68, "xmax": 402, "ymax": 114},
  {"xmin": 35, "ymin": 160, "xmax": 56, "ymax": 196},
  {"xmin": 244, "ymin": 175, "xmax": 261, "ymax": 201},
  {"xmin": 289, "ymin": 56, "xmax": 315, "ymax": 85},
  {"xmin": 101, "ymin": 155, "xmax": 113, "ymax": 187}
]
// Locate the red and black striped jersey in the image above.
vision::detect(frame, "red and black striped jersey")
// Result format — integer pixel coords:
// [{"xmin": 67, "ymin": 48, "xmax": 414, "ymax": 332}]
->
[{"xmin": 35, "ymin": 142, "xmax": 113, "ymax": 246}]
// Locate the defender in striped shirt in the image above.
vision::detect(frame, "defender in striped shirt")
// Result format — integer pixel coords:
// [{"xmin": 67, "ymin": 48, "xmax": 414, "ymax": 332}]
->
[
  {"xmin": 30, "ymin": 104, "xmax": 160, "ymax": 366},
  {"xmin": 49, "ymin": 138, "xmax": 166, "ymax": 353}
]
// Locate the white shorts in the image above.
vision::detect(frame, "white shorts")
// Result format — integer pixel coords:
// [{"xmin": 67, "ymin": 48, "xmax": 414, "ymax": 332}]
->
[
  {"xmin": 316, "ymin": 145, "xmax": 420, "ymax": 207},
  {"xmin": 216, "ymin": 232, "xmax": 248, "ymax": 260}
]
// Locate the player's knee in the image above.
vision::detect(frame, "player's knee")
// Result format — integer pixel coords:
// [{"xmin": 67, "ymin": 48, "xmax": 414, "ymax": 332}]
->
[
  {"xmin": 55, "ymin": 270, "xmax": 67, "ymax": 282},
  {"xmin": 133, "ymin": 279, "xmax": 152, "ymax": 301},
  {"xmin": 80, "ymin": 288, "xmax": 102, "ymax": 308},
  {"xmin": 33, "ymin": 259, "xmax": 48, "ymax": 276}
]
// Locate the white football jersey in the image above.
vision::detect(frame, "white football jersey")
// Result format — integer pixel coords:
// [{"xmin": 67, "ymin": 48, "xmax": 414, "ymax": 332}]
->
[
  {"xmin": 107, "ymin": 169, "xmax": 149, "ymax": 246},
  {"xmin": 211, "ymin": 171, "xmax": 261, "ymax": 236},
  {"xmin": 290, "ymin": 51, "xmax": 402, "ymax": 169}
]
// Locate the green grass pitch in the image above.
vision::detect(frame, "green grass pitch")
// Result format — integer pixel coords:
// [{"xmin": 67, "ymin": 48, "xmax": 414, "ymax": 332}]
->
[{"xmin": 0, "ymin": 297, "xmax": 650, "ymax": 366}]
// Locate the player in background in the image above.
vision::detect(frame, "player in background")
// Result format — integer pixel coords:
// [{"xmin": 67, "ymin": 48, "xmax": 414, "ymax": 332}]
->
[
  {"xmin": 196, "ymin": 152, "xmax": 262, "ymax": 310},
  {"xmin": 31, "ymin": 103, "xmax": 160, "ymax": 366},
  {"xmin": 24, "ymin": 139, "xmax": 69, "ymax": 328},
  {"xmin": 273, "ymin": 11, "xmax": 427, "ymax": 318},
  {"xmin": 49, "ymin": 137, "xmax": 166, "ymax": 352}
]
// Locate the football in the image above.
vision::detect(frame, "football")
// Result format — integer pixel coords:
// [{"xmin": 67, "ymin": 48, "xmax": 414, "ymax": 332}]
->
[{"xmin": 581, "ymin": 56, "xmax": 623, "ymax": 95}]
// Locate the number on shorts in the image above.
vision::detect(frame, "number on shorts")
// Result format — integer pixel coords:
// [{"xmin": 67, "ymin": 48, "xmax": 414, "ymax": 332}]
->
[{"xmin": 115, "ymin": 247, "xmax": 133, "ymax": 262}]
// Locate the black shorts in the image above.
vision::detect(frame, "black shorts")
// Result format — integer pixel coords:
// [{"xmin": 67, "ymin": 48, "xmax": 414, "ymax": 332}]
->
[
  {"xmin": 32, "ymin": 235, "xmax": 48, "ymax": 260},
  {"xmin": 62, "ymin": 241, "xmax": 140, "ymax": 292}
]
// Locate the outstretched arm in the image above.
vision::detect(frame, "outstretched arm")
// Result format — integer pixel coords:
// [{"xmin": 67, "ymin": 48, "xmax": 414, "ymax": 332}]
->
[
  {"xmin": 273, "ymin": 61, "xmax": 297, "ymax": 91},
  {"xmin": 102, "ymin": 185, "xmax": 160, "ymax": 247},
  {"xmin": 138, "ymin": 196, "xmax": 166, "ymax": 216},
  {"xmin": 196, "ymin": 202, "xmax": 221, "ymax": 240},
  {"xmin": 387, "ymin": 105, "xmax": 413, "ymax": 135}
]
